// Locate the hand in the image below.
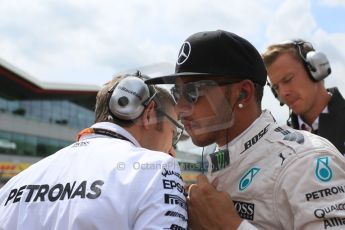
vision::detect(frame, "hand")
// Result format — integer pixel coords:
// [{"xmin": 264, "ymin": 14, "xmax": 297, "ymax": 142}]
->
[{"xmin": 187, "ymin": 174, "xmax": 242, "ymax": 230}]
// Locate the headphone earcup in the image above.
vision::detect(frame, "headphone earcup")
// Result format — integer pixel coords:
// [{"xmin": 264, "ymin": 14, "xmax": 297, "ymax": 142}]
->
[
  {"xmin": 306, "ymin": 51, "xmax": 331, "ymax": 81},
  {"xmin": 108, "ymin": 77, "xmax": 150, "ymax": 120}
]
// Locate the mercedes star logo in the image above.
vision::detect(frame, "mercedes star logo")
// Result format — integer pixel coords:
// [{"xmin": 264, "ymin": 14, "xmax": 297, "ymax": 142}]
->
[{"xmin": 176, "ymin": 41, "xmax": 191, "ymax": 65}]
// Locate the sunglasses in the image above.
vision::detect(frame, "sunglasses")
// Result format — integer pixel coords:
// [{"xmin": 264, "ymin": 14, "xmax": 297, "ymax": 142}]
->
[
  {"xmin": 170, "ymin": 80, "xmax": 241, "ymax": 104},
  {"xmin": 156, "ymin": 109, "xmax": 184, "ymax": 146}
]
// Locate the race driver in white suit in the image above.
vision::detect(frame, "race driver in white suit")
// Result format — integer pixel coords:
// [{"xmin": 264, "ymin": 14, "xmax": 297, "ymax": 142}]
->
[{"xmin": 146, "ymin": 30, "xmax": 345, "ymax": 230}]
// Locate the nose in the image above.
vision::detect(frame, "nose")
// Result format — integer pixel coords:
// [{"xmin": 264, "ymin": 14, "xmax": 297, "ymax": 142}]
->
[
  {"xmin": 175, "ymin": 97, "xmax": 194, "ymax": 118},
  {"xmin": 277, "ymin": 84, "xmax": 291, "ymax": 102}
]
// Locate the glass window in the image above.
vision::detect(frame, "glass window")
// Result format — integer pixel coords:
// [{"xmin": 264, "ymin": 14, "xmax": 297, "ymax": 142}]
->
[
  {"xmin": 8, "ymin": 101, "xmax": 19, "ymax": 114},
  {"xmin": 11, "ymin": 133, "xmax": 26, "ymax": 155},
  {"xmin": 0, "ymin": 130, "xmax": 72, "ymax": 158},
  {"xmin": 0, "ymin": 97, "xmax": 8, "ymax": 113},
  {"xmin": 0, "ymin": 98, "xmax": 94, "ymax": 132},
  {"xmin": 24, "ymin": 135, "xmax": 37, "ymax": 156},
  {"xmin": 0, "ymin": 132, "xmax": 15, "ymax": 154}
]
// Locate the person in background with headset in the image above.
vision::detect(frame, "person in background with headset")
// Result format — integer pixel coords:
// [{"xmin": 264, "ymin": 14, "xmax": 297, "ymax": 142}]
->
[
  {"xmin": 146, "ymin": 30, "xmax": 345, "ymax": 229},
  {"xmin": 262, "ymin": 39, "xmax": 345, "ymax": 155},
  {"xmin": 0, "ymin": 72, "xmax": 187, "ymax": 230}
]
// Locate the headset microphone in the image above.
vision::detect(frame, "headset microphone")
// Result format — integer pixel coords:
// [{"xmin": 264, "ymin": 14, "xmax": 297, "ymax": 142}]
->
[{"xmin": 266, "ymin": 81, "xmax": 285, "ymax": 106}]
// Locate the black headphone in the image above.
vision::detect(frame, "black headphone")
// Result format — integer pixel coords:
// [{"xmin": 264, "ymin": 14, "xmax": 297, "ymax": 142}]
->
[
  {"xmin": 108, "ymin": 71, "xmax": 157, "ymax": 120},
  {"xmin": 266, "ymin": 81, "xmax": 284, "ymax": 106},
  {"xmin": 268, "ymin": 39, "xmax": 332, "ymax": 106}
]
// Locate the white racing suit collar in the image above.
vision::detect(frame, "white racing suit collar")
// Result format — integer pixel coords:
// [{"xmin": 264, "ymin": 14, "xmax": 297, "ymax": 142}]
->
[{"xmin": 207, "ymin": 110, "xmax": 275, "ymax": 174}]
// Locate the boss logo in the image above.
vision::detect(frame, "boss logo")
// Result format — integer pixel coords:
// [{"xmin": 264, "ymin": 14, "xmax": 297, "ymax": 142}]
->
[
  {"xmin": 233, "ymin": 200, "xmax": 255, "ymax": 220},
  {"xmin": 241, "ymin": 125, "xmax": 269, "ymax": 154}
]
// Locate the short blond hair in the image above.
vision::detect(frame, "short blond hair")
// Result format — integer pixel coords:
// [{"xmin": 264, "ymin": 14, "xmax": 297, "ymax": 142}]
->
[{"xmin": 262, "ymin": 39, "xmax": 314, "ymax": 68}]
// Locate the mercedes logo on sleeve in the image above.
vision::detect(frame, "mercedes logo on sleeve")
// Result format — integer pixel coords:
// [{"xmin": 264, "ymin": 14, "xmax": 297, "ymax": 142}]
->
[{"xmin": 176, "ymin": 41, "xmax": 191, "ymax": 65}]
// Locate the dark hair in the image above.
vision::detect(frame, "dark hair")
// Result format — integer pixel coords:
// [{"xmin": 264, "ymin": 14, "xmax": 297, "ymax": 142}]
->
[{"xmin": 254, "ymin": 83, "xmax": 264, "ymax": 108}]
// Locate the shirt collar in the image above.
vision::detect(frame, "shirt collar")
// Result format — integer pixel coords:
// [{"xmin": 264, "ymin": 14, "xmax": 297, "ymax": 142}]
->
[
  {"xmin": 84, "ymin": 122, "xmax": 141, "ymax": 147},
  {"xmin": 298, "ymin": 106, "xmax": 329, "ymax": 132},
  {"xmin": 219, "ymin": 110, "xmax": 274, "ymax": 150},
  {"xmin": 208, "ymin": 110, "xmax": 275, "ymax": 173}
]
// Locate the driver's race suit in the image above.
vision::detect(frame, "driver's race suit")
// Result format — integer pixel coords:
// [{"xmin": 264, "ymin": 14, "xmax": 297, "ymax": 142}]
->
[{"xmin": 207, "ymin": 110, "xmax": 345, "ymax": 230}]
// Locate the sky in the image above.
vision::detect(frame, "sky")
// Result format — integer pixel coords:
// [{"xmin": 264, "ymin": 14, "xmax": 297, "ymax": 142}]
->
[{"xmin": 1, "ymin": 0, "xmax": 345, "ymax": 127}]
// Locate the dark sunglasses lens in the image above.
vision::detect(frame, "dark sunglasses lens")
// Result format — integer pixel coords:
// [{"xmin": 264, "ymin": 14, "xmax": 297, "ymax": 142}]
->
[
  {"xmin": 171, "ymin": 87, "xmax": 181, "ymax": 102},
  {"xmin": 172, "ymin": 84, "xmax": 199, "ymax": 104},
  {"xmin": 185, "ymin": 84, "xmax": 198, "ymax": 103}
]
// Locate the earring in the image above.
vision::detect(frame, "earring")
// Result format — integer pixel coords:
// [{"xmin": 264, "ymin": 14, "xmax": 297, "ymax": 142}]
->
[{"xmin": 238, "ymin": 103, "xmax": 244, "ymax": 109}]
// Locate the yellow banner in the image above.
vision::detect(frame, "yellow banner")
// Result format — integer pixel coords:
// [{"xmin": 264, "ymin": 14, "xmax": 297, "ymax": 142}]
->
[{"xmin": 0, "ymin": 162, "xmax": 31, "ymax": 179}]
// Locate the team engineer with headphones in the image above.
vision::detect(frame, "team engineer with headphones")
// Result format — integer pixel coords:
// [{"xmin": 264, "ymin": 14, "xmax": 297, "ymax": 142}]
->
[
  {"xmin": 262, "ymin": 39, "xmax": 345, "ymax": 155},
  {"xmin": 0, "ymin": 72, "xmax": 187, "ymax": 229}
]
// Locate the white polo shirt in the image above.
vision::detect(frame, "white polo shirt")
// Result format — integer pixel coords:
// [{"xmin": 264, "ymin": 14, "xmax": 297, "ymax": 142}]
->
[{"xmin": 0, "ymin": 122, "xmax": 187, "ymax": 230}]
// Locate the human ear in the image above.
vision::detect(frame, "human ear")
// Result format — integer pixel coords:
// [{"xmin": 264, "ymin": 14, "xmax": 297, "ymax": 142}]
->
[{"xmin": 141, "ymin": 101, "xmax": 156, "ymax": 130}]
